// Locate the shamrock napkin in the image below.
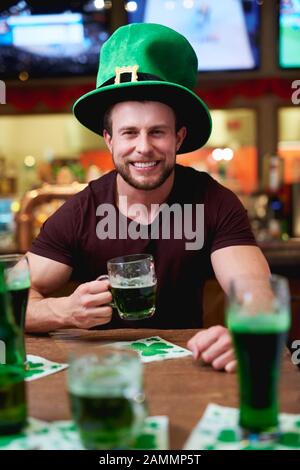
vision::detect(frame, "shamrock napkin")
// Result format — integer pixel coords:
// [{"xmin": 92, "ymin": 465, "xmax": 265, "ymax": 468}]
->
[
  {"xmin": 0, "ymin": 416, "xmax": 169, "ymax": 450},
  {"xmin": 25, "ymin": 336, "xmax": 192, "ymax": 380},
  {"xmin": 25, "ymin": 355, "xmax": 68, "ymax": 382},
  {"xmin": 110, "ymin": 336, "xmax": 192, "ymax": 363},
  {"xmin": 184, "ymin": 403, "xmax": 300, "ymax": 450}
]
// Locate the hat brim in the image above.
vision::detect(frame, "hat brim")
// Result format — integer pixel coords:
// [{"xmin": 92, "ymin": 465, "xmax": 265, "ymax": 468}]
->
[{"xmin": 73, "ymin": 81, "xmax": 212, "ymax": 154}]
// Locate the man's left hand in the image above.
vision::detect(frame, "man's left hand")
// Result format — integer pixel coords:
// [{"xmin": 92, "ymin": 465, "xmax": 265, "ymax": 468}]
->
[{"xmin": 187, "ymin": 326, "xmax": 237, "ymax": 373}]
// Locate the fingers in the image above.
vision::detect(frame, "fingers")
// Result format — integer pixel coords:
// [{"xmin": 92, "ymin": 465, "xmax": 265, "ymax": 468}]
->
[
  {"xmin": 68, "ymin": 281, "xmax": 114, "ymax": 329},
  {"xmin": 72, "ymin": 306, "xmax": 113, "ymax": 329},
  {"xmin": 83, "ymin": 280, "xmax": 111, "ymax": 294},
  {"xmin": 75, "ymin": 281, "xmax": 112, "ymax": 309},
  {"xmin": 201, "ymin": 332, "xmax": 232, "ymax": 364},
  {"xmin": 187, "ymin": 326, "xmax": 226, "ymax": 360},
  {"xmin": 187, "ymin": 326, "xmax": 237, "ymax": 373},
  {"xmin": 211, "ymin": 349, "xmax": 236, "ymax": 371},
  {"xmin": 80, "ymin": 291, "xmax": 113, "ymax": 309},
  {"xmin": 225, "ymin": 360, "xmax": 237, "ymax": 373},
  {"xmin": 84, "ymin": 305, "xmax": 113, "ymax": 319}
]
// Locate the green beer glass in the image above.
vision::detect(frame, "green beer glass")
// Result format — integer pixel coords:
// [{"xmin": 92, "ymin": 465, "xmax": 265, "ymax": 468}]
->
[
  {"xmin": 98, "ymin": 254, "xmax": 157, "ymax": 320},
  {"xmin": 226, "ymin": 274, "xmax": 290, "ymax": 444},
  {"xmin": 0, "ymin": 261, "xmax": 27, "ymax": 435},
  {"xmin": 67, "ymin": 347, "xmax": 147, "ymax": 450},
  {"xmin": 0, "ymin": 255, "xmax": 30, "ymax": 364}
]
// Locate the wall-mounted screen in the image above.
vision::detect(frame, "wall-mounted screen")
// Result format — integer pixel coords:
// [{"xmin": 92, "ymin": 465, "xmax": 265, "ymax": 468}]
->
[
  {"xmin": 0, "ymin": 1, "xmax": 110, "ymax": 79},
  {"xmin": 279, "ymin": 0, "xmax": 300, "ymax": 68},
  {"xmin": 127, "ymin": 0, "xmax": 260, "ymax": 72}
]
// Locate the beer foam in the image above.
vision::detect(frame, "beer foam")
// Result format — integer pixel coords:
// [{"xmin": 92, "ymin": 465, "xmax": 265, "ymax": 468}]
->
[
  {"xmin": 69, "ymin": 368, "xmax": 141, "ymax": 398},
  {"xmin": 68, "ymin": 352, "xmax": 142, "ymax": 397},
  {"xmin": 110, "ymin": 274, "xmax": 156, "ymax": 289},
  {"xmin": 227, "ymin": 310, "xmax": 290, "ymax": 333}
]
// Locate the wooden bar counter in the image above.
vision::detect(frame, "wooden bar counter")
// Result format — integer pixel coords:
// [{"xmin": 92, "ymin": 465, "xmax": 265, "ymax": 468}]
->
[{"xmin": 26, "ymin": 329, "xmax": 300, "ymax": 450}]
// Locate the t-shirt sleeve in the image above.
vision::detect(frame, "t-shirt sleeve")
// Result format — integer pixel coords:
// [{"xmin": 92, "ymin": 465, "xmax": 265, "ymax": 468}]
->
[
  {"xmin": 29, "ymin": 196, "xmax": 81, "ymax": 267},
  {"xmin": 207, "ymin": 179, "xmax": 257, "ymax": 254}
]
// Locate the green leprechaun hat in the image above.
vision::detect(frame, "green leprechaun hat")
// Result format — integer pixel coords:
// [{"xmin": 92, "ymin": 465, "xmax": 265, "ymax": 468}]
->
[{"xmin": 73, "ymin": 23, "xmax": 212, "ymax": 154}]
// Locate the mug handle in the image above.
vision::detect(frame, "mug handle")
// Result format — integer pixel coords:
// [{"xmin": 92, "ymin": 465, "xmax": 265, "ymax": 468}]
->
[
  {"xmin": 97, "ymin": 274, "xmax": 109, "ymax": 282},
  {"xmin": 96, "ymin": 275, "xmax": 116, "ymax": 308}
]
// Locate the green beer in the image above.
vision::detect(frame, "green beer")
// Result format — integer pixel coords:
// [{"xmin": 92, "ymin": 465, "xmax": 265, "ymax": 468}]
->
[
  {"xmin": 228, "ymin": 312, "xmax": 290, "ymax": 435},
  {"xmin": 68, "ymin": 348, "xmax": 146, "ymax": 449},
  {"xmin": 7, "ymin": 283, "xmax": 30, "ymax": 364},
  {"xmin": 100, "ymin": 254, "xmax": 157, "ymax": 321},
  {"xmin": 0, "ymin": 367, "xmax": 26, "ymax": 435},
  {"xmin": 0, "ymin": 255, "xmax": 31, "ymax": 364},
  {"xmin": 8, "ymin": 284, "xmax": 30, "ymax": 331},
  {"xmin": 69, "ymin": 393, "xmax": 139, "ymax": 449},
  {"xmin": 111, "ymin": 283, "xmax": 156, "ymax": 320},
  {"xmin": 0, "ymin": 263, "xmax": 27, "ymax": 435}
]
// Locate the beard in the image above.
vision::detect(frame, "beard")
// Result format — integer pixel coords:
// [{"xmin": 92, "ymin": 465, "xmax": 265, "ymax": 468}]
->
[{"xmin": 113, "ymin": 155, "xmax": 176, "ymax": 190}]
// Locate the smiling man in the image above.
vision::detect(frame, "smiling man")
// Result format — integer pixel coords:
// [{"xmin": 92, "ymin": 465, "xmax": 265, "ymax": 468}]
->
[
  {"xmin": 103, "ymin": 100, "xmax": 186, "ymax": 227},
  {"xmin": 26, "ymin": 23, "xmax": 270, "ymax": 373},
  {"xmin": 104, "ymin": 101, "xmax": 186, "ymax": 192}
]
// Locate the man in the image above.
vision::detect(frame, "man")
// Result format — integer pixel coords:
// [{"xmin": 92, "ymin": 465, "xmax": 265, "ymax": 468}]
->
[{"xmin": 26, "ymin": 24, "xmax": 270, "ymax": 373}]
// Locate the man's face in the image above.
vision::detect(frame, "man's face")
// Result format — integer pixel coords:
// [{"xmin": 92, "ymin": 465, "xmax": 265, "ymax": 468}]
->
[{"xmin": 103, "ymin": 101, "xmax": 186, "ymax": 190}]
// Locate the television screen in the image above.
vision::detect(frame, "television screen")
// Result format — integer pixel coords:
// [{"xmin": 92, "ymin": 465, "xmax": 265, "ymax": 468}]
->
[
  {"xmin": 127, "ymin": 0, "xmax": 260, "ymax": 72},
  {"xmin": 279, "ymin": 0, "xmax": 300, "ymax": 68},
  {"xmin": 0, "ymin": 198, "xmax": 14, "ymax": 234},
  {"xmin": 0, "ymin": 197, "xmax": 16, "ymax": 252},
  {"xmin": 0, "ymin": 1, "xmax": 110, "ymax": 79}
]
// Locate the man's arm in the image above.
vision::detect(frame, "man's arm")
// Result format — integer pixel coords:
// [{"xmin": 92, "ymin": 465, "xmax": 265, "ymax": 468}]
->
[
  {"xmin": 26, "ymin": 252, "xmax": 113, "ymax": 333},
  {"xmin": 211, "ymin": 245, "xmax": 270, "ymax": 294},
  {"xmin": 187, "ymin": 246, "xmax": 270, "ymax": 372}
]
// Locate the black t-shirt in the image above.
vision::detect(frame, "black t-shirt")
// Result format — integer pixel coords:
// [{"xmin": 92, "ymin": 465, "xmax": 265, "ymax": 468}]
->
[{"xmin": 30, "ymin": 164, "xmax": 257, "ymax": 329}]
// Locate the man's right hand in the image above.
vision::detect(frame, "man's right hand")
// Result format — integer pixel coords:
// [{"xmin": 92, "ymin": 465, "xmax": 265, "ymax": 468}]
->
[
  {"xmin": 67, "ymin": 279, "xmax": 113, "ymax": 329},
  {"xmin": 26, "ymin": 253, "xmax": 114, "ymax": 332}
]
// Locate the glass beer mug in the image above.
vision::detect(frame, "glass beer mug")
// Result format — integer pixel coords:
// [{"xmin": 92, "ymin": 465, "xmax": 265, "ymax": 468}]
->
[
  {"xmin": 98, "ymin": 254, "xmax": 157, "ymax": 321},
  {"xmin": 0, "ymin": 254, "xmax": 30, "ymax": 364},
  {"xmin": 67, "ymin": 347, "xmax": 147, "ymax": 450},
  {"xmin": 226, "ymin": 274, "xmax": 290, "ymax": 445},
  {"xmin": 0, "ymin": 258, "xmax": 28, "ymax": 435}
]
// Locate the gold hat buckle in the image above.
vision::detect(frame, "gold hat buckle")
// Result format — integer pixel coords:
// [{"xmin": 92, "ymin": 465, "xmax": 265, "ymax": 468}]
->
[{"xmin": 114, "ymin": 65, "xmax": 139, "ymax": 84}]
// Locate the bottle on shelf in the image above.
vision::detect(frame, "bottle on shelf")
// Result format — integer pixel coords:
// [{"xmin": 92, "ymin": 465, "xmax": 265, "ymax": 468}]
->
[{"xmin": 262, "ymin": 153, "xmax": 290, "ymax": 240}]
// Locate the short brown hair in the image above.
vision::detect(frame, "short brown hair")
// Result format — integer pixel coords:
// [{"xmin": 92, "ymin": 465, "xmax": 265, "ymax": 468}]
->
[{"xmin": 102, "ymin": 104, "xmax": 114, "ymax": 136}]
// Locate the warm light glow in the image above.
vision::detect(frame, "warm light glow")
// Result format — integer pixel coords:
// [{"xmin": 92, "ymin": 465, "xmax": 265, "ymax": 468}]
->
[
  {"xmin": 24, "ymin": 155, "xmax": 36, "ymax": 167},
  {"xmin": 125, "ymin": 1, "xmax": 138, "ymax": 12},
  {"xmin": 94, "ymin": 0, "xmax": 105, "ymax": 9},
  {"xmin": 223, "ymin": 148, "xmax": 234, "ymax": 161},
  {"xmin": 11, "ymin": 201, "xmax": 20, "ymax": 213},
  {"xmin": 36, "ymin": 214, "xmax": 49, "ymax": 225},
  {"xmin": 212, "ymin": 148, "xmax": 223, "ymax": 161},
  {"xmin": 19, "ymin": 71, "xmax": 29, "ymax": 81},
  {"xmin": 257, "ymin": 207, "xmax": 266, "ymax": 218},
  {"xmin": 212, "ymin": 148, "xmax": 234, "ymax": 162}
]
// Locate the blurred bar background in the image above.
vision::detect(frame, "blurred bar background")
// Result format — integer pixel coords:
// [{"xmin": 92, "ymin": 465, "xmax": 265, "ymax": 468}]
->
[{"xmin": 0, "ymin": 0, "xmax": 300, "ymax": 342}]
